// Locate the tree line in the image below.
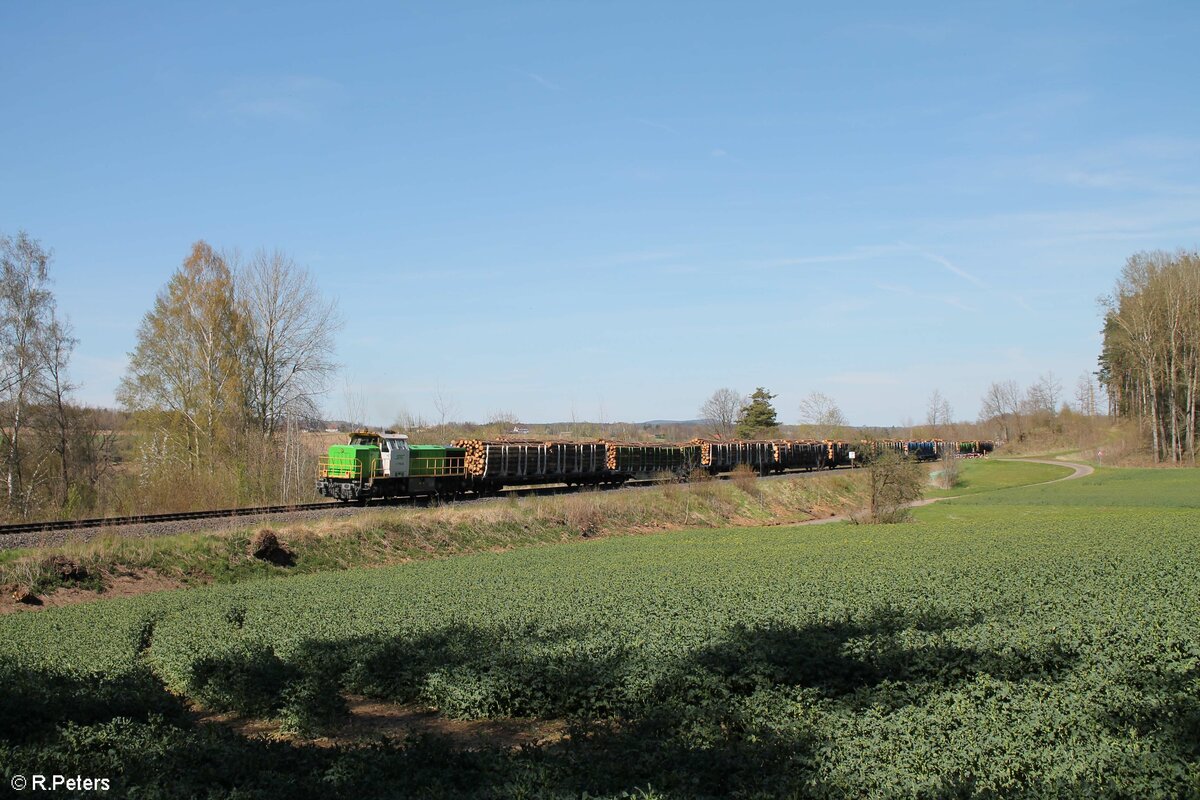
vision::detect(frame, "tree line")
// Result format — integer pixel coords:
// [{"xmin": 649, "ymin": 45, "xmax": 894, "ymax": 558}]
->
[
  {"xmin": 117, "ymin": 240, "xmax": 340, "ymax": 508},
  {"xmin": 0, "ymin": 232, "xmax": 114, "ymax": 517},
  {"xmin": 1100, "ymin": 249, "xmax": 1200, "ymax": 463},
  {"xmin": 0, "ymin": 232, "xmax": 340, "ymax": 520},
  {"xmin": 700, "ymin": 387, "xmax": 975, "ymax": 442}
]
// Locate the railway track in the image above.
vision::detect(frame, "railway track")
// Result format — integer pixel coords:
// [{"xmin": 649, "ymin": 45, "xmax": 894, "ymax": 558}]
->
[
  {"xmin": 0, "ymin": 502, "xmax": 341, "ymax": 536},
  {"xmin": 0, "ymin": 466, "xmax": 849, "ymax": 540}
]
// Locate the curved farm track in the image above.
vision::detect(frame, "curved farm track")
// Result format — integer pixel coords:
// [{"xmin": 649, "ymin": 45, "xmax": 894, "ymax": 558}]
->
[
  {"xmin": 916, "ymin": 456, "xmax": 1094, "ymax": 504},
  {"xmin": 802, "ymin": 456, "xmax": 1094, "ymax": 524},
  {"xmin": 1002, "ymin": 457, "xmax": 1095, "ymax": 481}
]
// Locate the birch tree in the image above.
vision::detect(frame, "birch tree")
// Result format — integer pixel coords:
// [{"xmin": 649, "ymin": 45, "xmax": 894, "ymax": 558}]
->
[
  {"xmin": 1100, "ymin": 249, "xmax": 1200, "ymax": 462},
  {"xmin": 0, "ymin": 232, "xmax": 55, "ymax": 512},
  {"xmin": 118, "ymin": 241, "xmax": 247, "ymax": 469}
]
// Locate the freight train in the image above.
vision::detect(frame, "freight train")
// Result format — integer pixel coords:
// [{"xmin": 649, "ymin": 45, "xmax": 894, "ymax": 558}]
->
[{"xmin": 316, "ymin": 432, "xmax": 994, "ymax": 502}]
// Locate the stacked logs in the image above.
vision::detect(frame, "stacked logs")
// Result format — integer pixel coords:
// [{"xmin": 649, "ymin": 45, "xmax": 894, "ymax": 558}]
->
[
  {"xmin": 453, "ymin": 436, "xmax": 996, "ymax": 478},
  {"xmin": 453, "ymin": 438, "xmax": 544, "ymax": 477},
  {"xmin": 453, "ymin": 439, "xmax": 608, "ymax": 478},
  {"xmin": 772, "ymin": 440, "xmax": 827, "ymax": 470},
  {"xmin": 603, "ymin": 441, "xmax": 701, "ymax": 474},
  {"xmin": 690, "ymin": 439, "xmax": 776, "ymax": 470},
  {"xmin": 555, "ymin": 441, "xmax": 608, "ymax": 475}
]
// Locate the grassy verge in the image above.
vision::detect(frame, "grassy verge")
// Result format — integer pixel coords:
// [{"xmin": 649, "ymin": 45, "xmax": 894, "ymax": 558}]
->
[{"xmin": 1, "ymin": 470, "xmax": 866, "ymax": 605}]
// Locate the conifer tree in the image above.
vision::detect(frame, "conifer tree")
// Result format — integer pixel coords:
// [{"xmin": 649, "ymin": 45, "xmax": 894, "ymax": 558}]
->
[{"xmin": 735, "ymin": 387, "xmax": 779, "ymax": 438}]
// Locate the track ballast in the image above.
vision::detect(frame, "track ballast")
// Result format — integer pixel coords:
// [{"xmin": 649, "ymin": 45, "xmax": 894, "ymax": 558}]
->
[{"xmin": 0, "ymin": 502, "xmax": 339, "ymax": 537}]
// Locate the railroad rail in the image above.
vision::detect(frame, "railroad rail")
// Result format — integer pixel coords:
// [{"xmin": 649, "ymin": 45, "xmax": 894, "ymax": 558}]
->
[
  {"xmin": 0, "ymin": 473, "xmax": 724, "ymax": 537},
  {"xmin": 0, "ymin": 460, "xmax": 917, "ymax": 538},
  {"xmin": 0, "ymin": 502, "xmax": 340, "ymax": 536}
]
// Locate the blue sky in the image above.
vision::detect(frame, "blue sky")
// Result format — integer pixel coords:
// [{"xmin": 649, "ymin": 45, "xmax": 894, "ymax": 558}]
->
[{"xmin": 3, "ymin": 2, "xmax": 1199, "ymax": 426}]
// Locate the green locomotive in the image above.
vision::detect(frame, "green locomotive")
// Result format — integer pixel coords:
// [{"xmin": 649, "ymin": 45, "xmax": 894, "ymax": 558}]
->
[{"xmin": 317, "ymin": 431, "xmax": 468, "ymax": 501}]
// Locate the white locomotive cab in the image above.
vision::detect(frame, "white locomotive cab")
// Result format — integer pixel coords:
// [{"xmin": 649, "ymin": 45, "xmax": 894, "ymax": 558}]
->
[{"xmin": 380, "ymin": 435, "xmax": 410, "ymax": 478}]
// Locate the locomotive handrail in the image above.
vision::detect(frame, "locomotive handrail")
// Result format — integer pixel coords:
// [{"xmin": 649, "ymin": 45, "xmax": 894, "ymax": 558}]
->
[
  {"xmin": 409, "ymin": 455, "xmax": 467, "ymax": 477},
  {"xmin": 318, "ymin": 454, "xmax": 382, "ymax": 480}
]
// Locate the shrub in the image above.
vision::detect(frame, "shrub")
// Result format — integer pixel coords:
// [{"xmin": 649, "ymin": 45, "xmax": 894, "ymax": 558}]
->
[
  {"xmin": 937, "ymin": 448, "xmax": 960, "ymax": 490},
  {"xmin": 651, "ymin": 471, "xmax": 681, "ymax": 504},
  {"xmin": 729, "ymin": 464, "xmax": 760, "ymax": 498},
  {"xmin": 562, "ymin": 495, "xmax": 604, "ymax": 538},
  {"xmin": 862, "ymin": 450, "xmax": 924, "ymax": 523}
]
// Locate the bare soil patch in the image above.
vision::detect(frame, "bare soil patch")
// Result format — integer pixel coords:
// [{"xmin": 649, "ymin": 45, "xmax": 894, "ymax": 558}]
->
[
  {"xmin": 196, "ymin": 696, "xmax": 567, "ymax": 750},
  {"xmin": 0, "ymin": 569, "xmax": 184, "ymax": 615}
]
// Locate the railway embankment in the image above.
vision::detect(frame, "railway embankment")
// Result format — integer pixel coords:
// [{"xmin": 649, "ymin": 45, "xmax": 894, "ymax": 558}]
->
[{"xmin": 2, "ymin": 469, "xmax": 868, "ymax": 612}]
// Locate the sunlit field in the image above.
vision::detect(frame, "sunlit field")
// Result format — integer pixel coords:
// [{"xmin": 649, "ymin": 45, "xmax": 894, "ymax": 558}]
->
[{"xmin": 2, "ymin": 464, "xmax": 1197, "ymax": 798}]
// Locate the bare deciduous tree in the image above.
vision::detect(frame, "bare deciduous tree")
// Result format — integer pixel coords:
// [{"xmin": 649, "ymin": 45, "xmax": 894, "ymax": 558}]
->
[
  {"xmin": 487, "ymin": 409, "xmax": 520, "ymax": 434},
  {"xmin": 798, "ymin": 391, "xmax": 847, "ymax": 439},
  {"xmin": 699, "ymin": 388, "xmax": 743, "ymax": 438},
  {"xmin": 432, "ymin": 383, "xmax": 457, "ymax": 429},
  {"xmin": 36, "ymin": 312, "xmax": 78, "ymax": 504},
  {"xmin": 980, "ymin": 380, "xmax": 1023, "ymax": 441},
  {"xmin": 1025, "ymin": 372, "xmax": 1062, "ymax": 417},
  {"xmin": 341, "ymin": 381, "xmax": 369, "ymax": 430},
  {"xmin": 238, "ymin": 250, "xmax": 341, "ymax": 436},
  {"xmin": 926, "ymin": 389, "xmax": 953, "ymax": 435},
  {"xmin": 0, "ymin": 232, "xmax": 114, "ymax": 518},
  {"xmin": 1074, "ymin": 372, "xmax": 1099, "ymax": 416},
  {"xmin": 393, "ymin": 405, "xmax": 426, "ymax": 432}
]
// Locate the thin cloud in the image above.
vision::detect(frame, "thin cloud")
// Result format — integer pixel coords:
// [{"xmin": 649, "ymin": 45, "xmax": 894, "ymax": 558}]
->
[
  {"xmin": 207, "ymin": 75, "xmax": 343, "ymax": 121},
  {"xmin": 709, "ymin": 147, "xmax": 750, "ymax": 166},
  {"xmin": 823, "ymin": 370, "xmax": 901, "ymax": 386},
  {"xmin": 964, "ymin": 90, "xmax": 1091, "ymax": 137},
  {"xmin": 757, "ymin": 244, "xmax": 906, "ymax": 268},
  {"xmin": 970, "ymin": 138, "xmax": 1200, "ymax": 199},
  {"xmin": 904, "ymin": 244, "xmax": 990, "ymax": 289},
  {"xmin": 633, "ymin": 118, "xmax": 678, "ymax": 134},
  {"xmin": 523, "ymin": 71, "xmax": 562, "ymax": 91},
  {"xmin": 932, "ymin": 200, "xmax": 1200, "ymax": 248},
  {"xmin": 610, "ymin": 250, "xmax": 680, "ymax": 264},
  {"xmin": 1008, "ymin": 292, "xmax": 1034, "ymax": 312},
  {"xmin": 874, "ymin": 281, "xmax": 976, "ymax": 313},
  {"xmin": 753, "ymin": 242, "xmax": 1024, "ymax": 313}
]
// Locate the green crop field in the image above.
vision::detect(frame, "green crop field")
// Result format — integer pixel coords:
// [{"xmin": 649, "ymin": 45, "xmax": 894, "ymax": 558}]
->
[
  {"xmin": 924, "ymin": 458, "xmax": 1072, "ymax": 497},
  {"xmin": 946, "ymin": 465, "xmax": 1200, "ymax": 508},
  {"xmin": 1, "ymin": 465, "xmax": 1197, "ymax": 798}
]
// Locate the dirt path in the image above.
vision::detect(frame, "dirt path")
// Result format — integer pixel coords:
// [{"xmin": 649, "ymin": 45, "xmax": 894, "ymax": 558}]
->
[{"xmin": 999, "ymin": 457, "xmax": 1094, "ymax": 482}]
